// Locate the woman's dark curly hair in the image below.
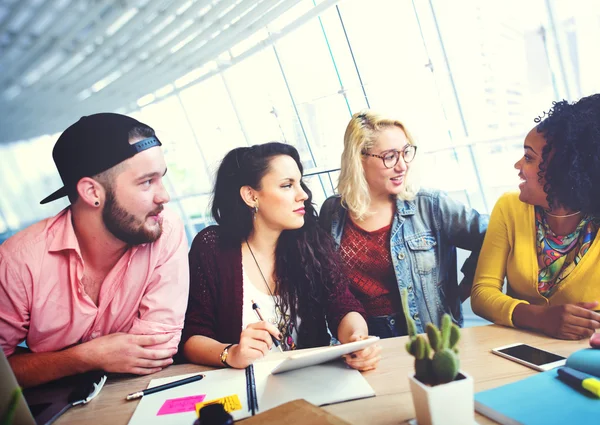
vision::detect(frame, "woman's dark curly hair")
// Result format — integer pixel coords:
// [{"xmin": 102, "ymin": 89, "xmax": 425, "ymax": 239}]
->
[
  {"xmin": 212, "ymin": 142, "xmax": 342, "ymax": 335},
  {"xmin": 535, "ymin": 93, "xmax": 600, "ymax": 216}
]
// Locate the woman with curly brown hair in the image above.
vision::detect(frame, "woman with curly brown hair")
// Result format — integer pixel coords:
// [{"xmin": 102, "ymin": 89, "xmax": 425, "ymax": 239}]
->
[
  {"xmin": 180, "ymin": 142, "xmax": 381, "ymax": 370},
  {"xmin": 472, "ymin": 94, "xmax": 600, "ymax": 340}
]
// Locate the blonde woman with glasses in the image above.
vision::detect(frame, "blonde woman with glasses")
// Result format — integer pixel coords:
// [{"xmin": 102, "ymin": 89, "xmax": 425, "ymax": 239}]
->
[{"xmin": 320, "ymin": 111, "xmax": 488, "ymax": 337}]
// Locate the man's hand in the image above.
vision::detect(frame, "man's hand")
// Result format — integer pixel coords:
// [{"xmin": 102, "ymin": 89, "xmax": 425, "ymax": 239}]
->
[
  {"xmin": 342, "ymin": 334, "xmax": 382, "ymax": 372},
  {"xmin": 537, "ymin": 302, "xmax": 600, "ymax": 340},
  {"xmin": 77, "ymin": 333, "xmax": 176, "ymax": 375},
  {"xmin": 227, "ymin": 322, "xmax": 281, "ymax": 369}
]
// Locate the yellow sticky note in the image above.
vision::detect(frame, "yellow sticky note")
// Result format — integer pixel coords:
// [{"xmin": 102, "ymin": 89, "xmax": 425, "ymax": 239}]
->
[{"xmin": 195, "ymin": 394, "xmax": 242, "ymax": 417}]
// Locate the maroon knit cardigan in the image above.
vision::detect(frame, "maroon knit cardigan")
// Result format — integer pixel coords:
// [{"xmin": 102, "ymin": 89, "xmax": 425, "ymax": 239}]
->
[{"xmin": 180, "ymin": 226, "xmax": 366, "ymax": 350}]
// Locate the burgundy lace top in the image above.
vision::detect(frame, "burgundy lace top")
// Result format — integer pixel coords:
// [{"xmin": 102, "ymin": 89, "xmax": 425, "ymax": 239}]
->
[{"xmin": 340, "ymin": 219, "xmax": 402, "ymax": 317}]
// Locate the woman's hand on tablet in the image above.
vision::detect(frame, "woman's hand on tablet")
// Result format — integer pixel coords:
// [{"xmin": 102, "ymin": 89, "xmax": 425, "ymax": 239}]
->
[{"xmin": 342, "ymin": 334, "xmax": 382, "ymax": 372}]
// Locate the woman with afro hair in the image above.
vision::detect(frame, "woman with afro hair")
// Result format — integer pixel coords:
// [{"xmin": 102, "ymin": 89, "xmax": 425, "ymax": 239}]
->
[{"xmin": 472, "ymin": 94, "xmax": 600, "ymax": 340}]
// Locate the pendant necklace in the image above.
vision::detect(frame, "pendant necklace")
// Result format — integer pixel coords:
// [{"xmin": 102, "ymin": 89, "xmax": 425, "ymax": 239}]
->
[{"xmin": 245, "ymin": 239, "xmax": 284, "ymax": 327}]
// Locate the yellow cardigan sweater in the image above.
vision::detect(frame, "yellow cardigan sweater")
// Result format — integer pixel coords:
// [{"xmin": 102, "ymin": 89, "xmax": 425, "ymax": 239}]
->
[{"xmin": 471, "ymin": 192, "xmax": 600, "ymax": 327}]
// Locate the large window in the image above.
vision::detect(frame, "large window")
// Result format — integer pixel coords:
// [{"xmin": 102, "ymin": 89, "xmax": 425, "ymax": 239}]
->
[
  {"xmin": 2, "ymin": 0, "xmax": 596, "ymax": 237},
  {"xmin": 336, "ymin": 0, "xmax": 452, "ymax": 152},
  {"xmin": 0, "ymin": 135, "xmax": 67, "ymax": 234},
  {"xmin": 179, "ymin": 74, "xmax": 248, "ymax": 173}
]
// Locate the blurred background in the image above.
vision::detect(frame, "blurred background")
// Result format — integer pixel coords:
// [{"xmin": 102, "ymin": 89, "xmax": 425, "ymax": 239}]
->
[{"xmin": 1, "ymin": 0, "xmax": 599, "ymax": 324}]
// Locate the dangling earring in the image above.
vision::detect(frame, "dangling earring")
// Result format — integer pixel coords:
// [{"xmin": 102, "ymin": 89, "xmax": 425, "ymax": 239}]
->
[{"xmin": 253, "ymin": 204, "xmax": 259, "ymax": 219}]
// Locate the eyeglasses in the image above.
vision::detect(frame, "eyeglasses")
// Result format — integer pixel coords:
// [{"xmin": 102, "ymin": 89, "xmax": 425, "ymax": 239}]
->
[{"xmin": 361, "ymin": 145, "xmax": 417, "ymax": 168}]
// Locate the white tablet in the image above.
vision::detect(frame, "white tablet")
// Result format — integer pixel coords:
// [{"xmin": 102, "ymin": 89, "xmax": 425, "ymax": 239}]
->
[{"xmin": 270, "ymin": 336, "xmax": 380, "ymax": 375}]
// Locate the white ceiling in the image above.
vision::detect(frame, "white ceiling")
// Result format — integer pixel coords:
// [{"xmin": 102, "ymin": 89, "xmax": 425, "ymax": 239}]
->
[{"xmin": 0, "ymin": 0, "xmax": 323, "ymax": 144}]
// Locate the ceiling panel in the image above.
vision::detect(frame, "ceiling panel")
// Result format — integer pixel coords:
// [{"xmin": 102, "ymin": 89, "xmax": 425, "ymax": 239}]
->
[{"xmin": 0, "ymin": 0, "xmax": 313, "ymax": 143}]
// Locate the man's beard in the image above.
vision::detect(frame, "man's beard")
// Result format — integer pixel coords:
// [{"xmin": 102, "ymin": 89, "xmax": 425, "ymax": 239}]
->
[{"xmin": 102, "ymin": 189, "xmax": 163, "ymax": 245}]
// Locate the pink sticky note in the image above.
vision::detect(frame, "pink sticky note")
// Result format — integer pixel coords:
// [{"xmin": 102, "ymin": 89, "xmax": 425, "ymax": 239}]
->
[{"xmin": 157, "ymin": 395, "xmax": 207, "ymax": 415}]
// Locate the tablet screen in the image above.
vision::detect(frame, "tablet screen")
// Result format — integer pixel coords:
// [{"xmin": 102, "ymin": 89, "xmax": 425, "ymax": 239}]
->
[{"xmin": 270, "ymin": 336, "xmax": 380, "ymax": 374}]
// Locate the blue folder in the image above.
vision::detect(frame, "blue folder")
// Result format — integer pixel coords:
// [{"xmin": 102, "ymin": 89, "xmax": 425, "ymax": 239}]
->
[{"xmin": 475, "ymin": 349, "xmax": 600, "ymax": 425}]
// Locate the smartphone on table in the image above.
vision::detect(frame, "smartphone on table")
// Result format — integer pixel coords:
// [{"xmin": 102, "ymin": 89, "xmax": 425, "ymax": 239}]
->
[{"xmin": 491, "ymin": 343, "xmax": 566, "ymax": 371}]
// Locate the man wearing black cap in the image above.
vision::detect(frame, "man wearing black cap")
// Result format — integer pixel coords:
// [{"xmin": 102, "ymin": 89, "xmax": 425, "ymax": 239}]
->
[{"xmin": 0, "ymin": 113, "xmax": 189, "ymax": 388}]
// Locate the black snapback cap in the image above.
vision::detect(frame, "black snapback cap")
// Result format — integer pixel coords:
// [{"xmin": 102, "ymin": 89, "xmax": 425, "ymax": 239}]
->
[{"xmin": 40, "ymin": 113, "xmax": 161, "ymax": 204}]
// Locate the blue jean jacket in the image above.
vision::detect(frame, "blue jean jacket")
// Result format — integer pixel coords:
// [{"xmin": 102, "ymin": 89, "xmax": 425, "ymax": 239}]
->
[{"xmin": 319, "ymin": 188, "xmax": 488, "ymax": 333}]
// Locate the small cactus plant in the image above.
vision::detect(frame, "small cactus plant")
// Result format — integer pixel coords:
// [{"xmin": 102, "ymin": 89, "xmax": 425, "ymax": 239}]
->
[{"xmin": 401, "ymin": 288, "xmax": 461, "ymax": 386}]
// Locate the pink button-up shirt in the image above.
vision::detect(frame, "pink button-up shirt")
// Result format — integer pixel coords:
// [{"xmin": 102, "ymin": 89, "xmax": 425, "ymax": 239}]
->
[{"xmin": 0, "ymin": 206, "xmax": 189, "ymax": 356}]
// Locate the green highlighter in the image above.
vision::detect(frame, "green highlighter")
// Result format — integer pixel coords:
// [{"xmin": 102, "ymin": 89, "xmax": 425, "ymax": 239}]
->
[{"xmin": 557, "ymin": 367, "xmax": 600, "ymax": 397}]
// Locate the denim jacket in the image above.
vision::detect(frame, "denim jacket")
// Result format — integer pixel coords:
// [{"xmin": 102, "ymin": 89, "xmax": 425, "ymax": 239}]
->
[{"xmin": 319, "ymin": 188, "xmax": 488, "ymax": 333}]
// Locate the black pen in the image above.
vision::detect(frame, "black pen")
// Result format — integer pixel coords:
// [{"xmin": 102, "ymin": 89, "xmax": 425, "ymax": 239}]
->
[
  {"xmin": 251, "ymin": 300, "xmax": 284, "ymax": 353},
  {"xmin": 126, "ymin": 373, "xmax": 205, "ymax": 400}
]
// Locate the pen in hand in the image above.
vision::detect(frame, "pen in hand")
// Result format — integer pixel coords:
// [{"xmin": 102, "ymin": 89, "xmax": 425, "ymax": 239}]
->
[{"xmin": 251, "ymin": 299, "xmax": 284, "ymax": 353}]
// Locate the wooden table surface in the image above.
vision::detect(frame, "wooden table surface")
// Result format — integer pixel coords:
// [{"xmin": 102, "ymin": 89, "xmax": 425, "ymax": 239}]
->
[{"xmin": 55, "ymin": 325, "xmax": 590, "ymax": 425}]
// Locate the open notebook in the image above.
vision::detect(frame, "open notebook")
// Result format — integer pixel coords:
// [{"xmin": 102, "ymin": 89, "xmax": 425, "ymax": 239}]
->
[
  {"xmin": 127, "ymin": 358, "xmax": 375, "ymax": 424},
  {"xmin": 475, "ymin": 348, "xmax": 600, "ymax": 425}
]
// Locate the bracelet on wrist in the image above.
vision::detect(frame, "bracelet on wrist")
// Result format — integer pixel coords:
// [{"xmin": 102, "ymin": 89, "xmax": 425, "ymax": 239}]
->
[{"xmin": 219, "ymin": 344, "xmax": 235, "ymax": 367}]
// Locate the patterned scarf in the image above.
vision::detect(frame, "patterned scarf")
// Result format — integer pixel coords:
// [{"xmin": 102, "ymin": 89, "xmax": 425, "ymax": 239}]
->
[{"xmin": 535, "ymin": 207, "xmax": 597, "ymax": 298}]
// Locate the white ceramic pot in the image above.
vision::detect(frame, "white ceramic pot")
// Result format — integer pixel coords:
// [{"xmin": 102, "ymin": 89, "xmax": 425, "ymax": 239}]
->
[{"xmin": 408, "ymin": 371, "xmax": 474, "ymax": 425}]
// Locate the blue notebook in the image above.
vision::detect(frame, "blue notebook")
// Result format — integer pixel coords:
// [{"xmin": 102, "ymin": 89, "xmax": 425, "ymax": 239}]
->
[{"xmin": 475, "ymin": 349, "xmax": 600, "ymax": 425}]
